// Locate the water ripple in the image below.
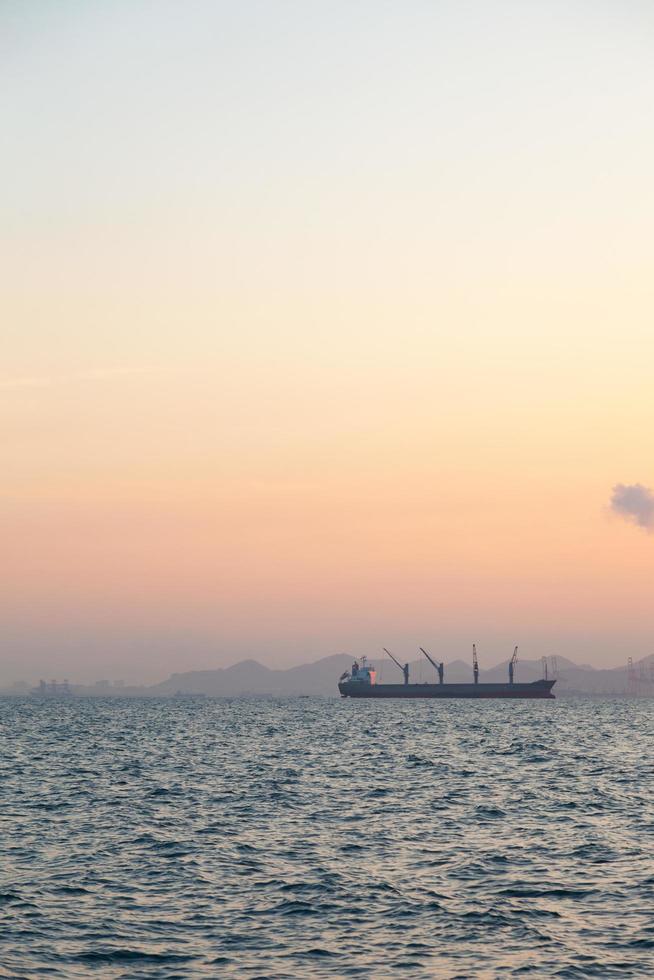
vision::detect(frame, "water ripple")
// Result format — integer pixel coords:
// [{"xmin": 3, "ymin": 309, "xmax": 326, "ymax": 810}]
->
[{"xmin": 1, "ymin": 696, "xmax": 653, "ymax": 977}]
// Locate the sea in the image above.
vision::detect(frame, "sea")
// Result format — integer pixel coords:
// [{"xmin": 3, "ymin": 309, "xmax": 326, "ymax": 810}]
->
[{"xmin": 1, "ymin": 696, "xmax": 653, "ymax": 978}]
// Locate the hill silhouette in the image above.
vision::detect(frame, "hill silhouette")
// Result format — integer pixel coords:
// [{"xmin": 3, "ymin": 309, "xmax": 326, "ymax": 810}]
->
[{"xmin": 146, "ymin": 652, "xmax": 653, "ymax": 697}]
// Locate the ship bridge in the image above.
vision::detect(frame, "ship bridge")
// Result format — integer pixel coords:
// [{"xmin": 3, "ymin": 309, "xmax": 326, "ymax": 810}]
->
[{"xmin": 342, "ymin": 656, "xmax": 376, "ymax": 686}]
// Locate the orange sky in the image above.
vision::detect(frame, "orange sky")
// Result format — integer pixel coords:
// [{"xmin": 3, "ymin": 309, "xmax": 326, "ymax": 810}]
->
[{"xmin": 2, "ymin": 2, "xmax": 654, "ymax": 682}]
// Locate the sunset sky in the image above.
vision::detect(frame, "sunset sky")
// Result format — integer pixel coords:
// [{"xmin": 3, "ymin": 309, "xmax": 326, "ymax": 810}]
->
[{"xmin": 3, "ymin": 1, "xmax": 654, "ymax": 683}]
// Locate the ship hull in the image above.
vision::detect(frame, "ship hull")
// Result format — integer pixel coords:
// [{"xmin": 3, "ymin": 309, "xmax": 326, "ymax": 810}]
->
[{"xmin": 338, "ymin": 680, "xmax": 555, "ymax": 699}]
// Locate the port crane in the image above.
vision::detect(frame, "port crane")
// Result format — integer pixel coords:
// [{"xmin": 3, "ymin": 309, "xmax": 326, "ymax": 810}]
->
[
  {"xmin": 472, "ymin": 644, "xmax": 479, "ymax": 684},
  {"xmin": 383, "ymin": 648, "xmax": 409, "ymax": 684},
  {"xmin": 419, "ymin": 647, "xmax": 444, "ymax": 684},
  {"xmin": 509, "ymin": 646, "xmax": 518, "ymax": 684}
]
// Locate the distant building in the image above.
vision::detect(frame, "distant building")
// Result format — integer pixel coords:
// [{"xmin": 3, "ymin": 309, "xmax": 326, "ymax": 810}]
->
[{"xmin": 32, "ymin": 679, "xmax": 72, "ymax": 697}]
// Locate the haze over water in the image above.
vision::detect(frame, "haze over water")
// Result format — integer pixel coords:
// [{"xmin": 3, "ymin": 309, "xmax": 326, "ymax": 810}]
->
[
  {"xmin": 3, "ymin": 696, "xmax": 653, "ymax": 978},
  {"xmin": 3, "ymin": 2, "xmax": 654, "ymax": 684},
  {"xmin": 4, "ymin": 4, "xmax": 654, "ymax": 976}
]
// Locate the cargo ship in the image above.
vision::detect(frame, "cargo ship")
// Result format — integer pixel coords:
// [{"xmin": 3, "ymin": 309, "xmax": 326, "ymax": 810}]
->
[{"xmin": 338, "ymin": 646, "xmax": 556, "ymax": 699}]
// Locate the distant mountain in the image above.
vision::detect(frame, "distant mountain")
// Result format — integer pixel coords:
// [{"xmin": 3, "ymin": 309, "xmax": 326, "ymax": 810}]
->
[
  {"xmin": 146, "ymin": 651, "xmax": 654, "ymax": 697},
  {"xmin": 8, "ymin": 651, "xmax": 649, "ymax": 699},
  {"xmin": 148, "ymin": 654, "xmax": 354, "ymax": 697}
]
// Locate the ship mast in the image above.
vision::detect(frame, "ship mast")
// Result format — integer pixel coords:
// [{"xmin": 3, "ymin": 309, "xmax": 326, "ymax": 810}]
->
[{"xmin": 509, "ymin": 646, "xmax": 518, "ymax": 684}]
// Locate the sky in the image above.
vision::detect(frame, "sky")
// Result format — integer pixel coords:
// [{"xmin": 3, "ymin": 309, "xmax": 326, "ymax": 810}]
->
[{"xmin": 2, "ymin": 1, "xmax": 654, "ymax": 684}]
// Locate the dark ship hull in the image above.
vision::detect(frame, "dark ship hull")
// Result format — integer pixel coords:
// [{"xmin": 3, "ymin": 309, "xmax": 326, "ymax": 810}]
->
[{"xmin": 338, "ymin": 679, "xmax": 556, "ymax": 699}]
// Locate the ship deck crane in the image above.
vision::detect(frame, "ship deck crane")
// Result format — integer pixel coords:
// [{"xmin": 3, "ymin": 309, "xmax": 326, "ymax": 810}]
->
[
  {"xmin": 383, "ymin": 648, "xmax": 409, "ymax": 684},
  {"xmin": 509, "ymin": 646, "xmax": 518, "ymax": 684},
  {"xmin": 419, "ymin": 647, "xmax": 444, "ymax": 684}
]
